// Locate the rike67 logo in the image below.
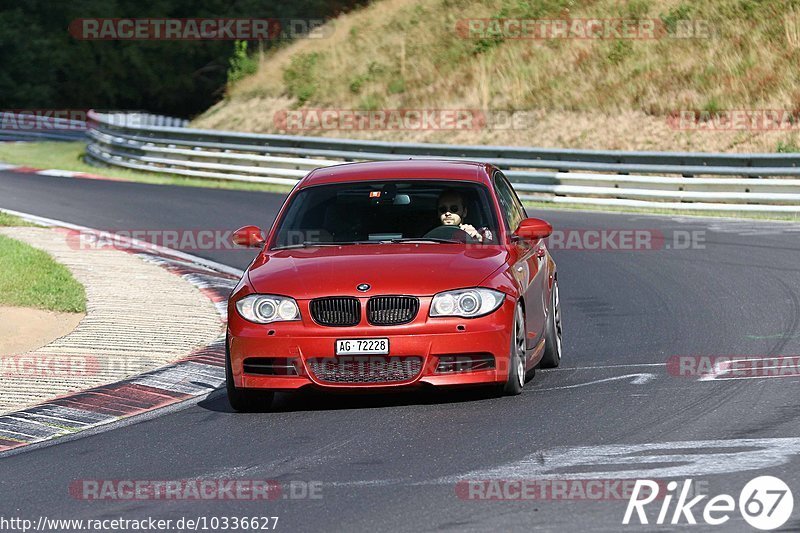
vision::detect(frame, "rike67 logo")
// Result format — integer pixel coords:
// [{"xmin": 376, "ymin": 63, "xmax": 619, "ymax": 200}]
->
[{"xmin": 623, "ymin": 476, "xmax": 794, "ymax": 530}]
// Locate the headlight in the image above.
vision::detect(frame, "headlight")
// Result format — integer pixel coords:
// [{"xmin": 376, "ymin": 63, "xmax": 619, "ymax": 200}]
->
[
  {"xmin": 430, "ymin": 288, "xmax": 505, "ymax": 318},
  {"xmin": 236, "ymin": 294, "xmax": 300, "ymax": 324}
]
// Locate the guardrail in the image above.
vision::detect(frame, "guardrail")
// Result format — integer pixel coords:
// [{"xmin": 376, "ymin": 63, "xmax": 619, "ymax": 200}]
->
[
  {"xmin": 0, "ymin": 113, "xmax": 188, "ymax": 143},
  {"xmin": 85, "ymin": 111, "xmax": 800, "ymax": 213},
  {"xmin": 0, "ymin": 114, "xmax": 87, "ymax": 142}
]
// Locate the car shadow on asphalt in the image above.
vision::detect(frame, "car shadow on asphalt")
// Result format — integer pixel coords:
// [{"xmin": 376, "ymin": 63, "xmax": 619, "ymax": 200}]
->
[{"xmin": 198, "ymin": 386, "xmax": 503, "ymax": 414}]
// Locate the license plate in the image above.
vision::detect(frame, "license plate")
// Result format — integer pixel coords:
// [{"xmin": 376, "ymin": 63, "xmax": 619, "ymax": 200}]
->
[{"xmin": 335, "ymin": 338, "xmax": 389, "ymax": 355}]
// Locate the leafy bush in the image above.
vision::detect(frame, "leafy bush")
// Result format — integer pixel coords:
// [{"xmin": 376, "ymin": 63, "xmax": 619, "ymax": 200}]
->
[
  {"xmin": 626, "ymin": 0, "xmax": 651, "ymax": 19},
  {"xmin": 607, "ymin": 40, "xmax": 633, "ymax": 65},
  {"xmin": 660, "ymin": 3, "xmax": 693, "ymax": 34},
  {"xmin": 702, "ymin": 97, "xmax": 722, "ymax": 115},
  {"xmin": 227, "ymin": 41, "xmax": 258, "ymax": 85},
  {"xmin": 283, "ymin": 52, "xmax": 321, "ymax": 105},
  {"xmin": 776, "ymin": 139, "xmax": 800, "ymax": 153},
  {"xmin": 388, "ymin": 77, "xmax": 406, "ymax": 94}
]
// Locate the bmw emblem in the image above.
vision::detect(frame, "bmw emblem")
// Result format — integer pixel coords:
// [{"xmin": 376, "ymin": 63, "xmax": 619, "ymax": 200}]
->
[{"xmin": 357, "ymin": 283, "xmax": 371, "ymax": 292}]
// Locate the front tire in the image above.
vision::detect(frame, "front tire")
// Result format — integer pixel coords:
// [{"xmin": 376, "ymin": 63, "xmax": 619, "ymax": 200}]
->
[
  {"xmin": 502, "ymin": 303, "xmax": 527, "ymax": 396},
  {"xmin": 540, "ymin": 280, "xmax": 562, "ymax": 368},
  {"xmin": 226, "ymin": 338, "xmax": 274, "ymax": 412}
]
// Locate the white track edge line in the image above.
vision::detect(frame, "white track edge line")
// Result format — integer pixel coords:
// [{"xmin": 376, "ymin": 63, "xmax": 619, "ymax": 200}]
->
[{"xmin": 0, "ymin": 207, "xmax": 244, "ymax": 277}]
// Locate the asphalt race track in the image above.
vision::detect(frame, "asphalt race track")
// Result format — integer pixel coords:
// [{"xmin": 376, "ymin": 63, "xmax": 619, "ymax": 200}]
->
[{"xmin": 1, "ymin": 170, "xmax": 799, "ymax": 532}]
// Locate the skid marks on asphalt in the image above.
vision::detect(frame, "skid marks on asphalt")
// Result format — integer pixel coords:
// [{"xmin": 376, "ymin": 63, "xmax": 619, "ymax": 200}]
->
[
  {"xmin": 438, "ymin": 437, "xmax": 800, "ymax": 482},
  {"xmin": 530, "ymin": 363, "xmax": 663, "ymax": 393},
  {"xmin": 647, "ymin": 216, "xmax": 800, "ymax": 237},
  {"xmin": 526, "ymin": 372, "xmax": 655, "ymax": 392},
  {"xmin": 319, "ymin": 436, "xmax": 800, "ymax": 491},
  {"xmin": 536, "ymin": 357, "xmax": 800, "ymax": 387}
]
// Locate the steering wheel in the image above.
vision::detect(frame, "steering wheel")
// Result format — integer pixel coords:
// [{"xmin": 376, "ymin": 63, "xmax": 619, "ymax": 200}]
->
[{"xmin": 422, "ymin": 225, "xmax": 471, "ymax": 243}]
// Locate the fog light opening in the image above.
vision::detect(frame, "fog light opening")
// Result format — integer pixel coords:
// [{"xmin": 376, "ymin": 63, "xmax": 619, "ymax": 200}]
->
[
  {"xmin": 242, "ymin": 357, "xmax": 299, "ymax": 376},
  {"xmin": 435, "ymin": 354, "xmax": 495, "ymax": 373}
]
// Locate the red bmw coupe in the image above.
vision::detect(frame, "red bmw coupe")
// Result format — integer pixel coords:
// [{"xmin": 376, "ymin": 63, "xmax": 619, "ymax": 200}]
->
[{"xmin": 226, "ymin": 160, "xmax": 561, "ymax": 411}]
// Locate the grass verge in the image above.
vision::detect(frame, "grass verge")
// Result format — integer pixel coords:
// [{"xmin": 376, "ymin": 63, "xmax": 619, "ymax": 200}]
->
[
  {"xmin": 0, "ymin": 234, "xmax": 86, "ymax": 313},
  {"xmin": 0, "ymin": 142, "xmax": 294, "ymax": 194},
  {"xmin": 0, "ymin": 211, "xmax": 36, "ymax": 227}
]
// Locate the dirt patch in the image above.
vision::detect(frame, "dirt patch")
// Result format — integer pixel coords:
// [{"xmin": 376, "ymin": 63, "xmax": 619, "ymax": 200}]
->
[{"xmin": 0, "ymin": 306, "xmax": 84, "ymax": 355}]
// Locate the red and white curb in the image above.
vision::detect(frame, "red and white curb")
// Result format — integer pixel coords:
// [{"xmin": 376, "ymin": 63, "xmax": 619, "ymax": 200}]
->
[
  {"xmin": 0, "ymin": 209, "xmax": 243, "ymax": 454},
  {"xmin": 0, "ymin": 163, "xmax": 123, "ymax": 182}
]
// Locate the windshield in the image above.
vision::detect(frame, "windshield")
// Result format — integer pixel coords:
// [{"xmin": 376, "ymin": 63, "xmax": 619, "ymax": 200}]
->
[{"xmin": 271, "ymin": 180, "xmax": 500, "ymax": 249}]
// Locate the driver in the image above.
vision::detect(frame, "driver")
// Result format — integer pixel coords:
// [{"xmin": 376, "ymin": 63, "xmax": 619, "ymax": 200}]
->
[{"xmin": 437, "ymin": 190, "xmax": 494, "ymax": 243}]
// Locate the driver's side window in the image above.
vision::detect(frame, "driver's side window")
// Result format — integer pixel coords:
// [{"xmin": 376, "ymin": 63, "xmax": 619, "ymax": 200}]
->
[{"xmin": 493, "ymin": 171, "xmax": 524, "ymax": 231}]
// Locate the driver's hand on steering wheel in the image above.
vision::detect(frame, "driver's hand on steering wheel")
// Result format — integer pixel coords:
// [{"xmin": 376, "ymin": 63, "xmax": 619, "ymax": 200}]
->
[{"xmin": 459, "ymin": 224, "xmax": 482, "ymax": 242}]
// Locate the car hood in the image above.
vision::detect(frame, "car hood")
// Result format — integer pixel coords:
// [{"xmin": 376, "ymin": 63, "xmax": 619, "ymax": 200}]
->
[{"xmin": 247, "ymin": 244, "xmax": 509, "ymax": 299}]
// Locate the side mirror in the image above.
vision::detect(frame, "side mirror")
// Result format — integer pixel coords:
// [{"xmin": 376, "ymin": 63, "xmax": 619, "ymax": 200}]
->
[
  {"xmin": 514, "ymin": 218, "xmax": 552, "ymax": 240},
  {"xmin": 232, "ymin": 225, "xmax": 266, "ymax": 247}
]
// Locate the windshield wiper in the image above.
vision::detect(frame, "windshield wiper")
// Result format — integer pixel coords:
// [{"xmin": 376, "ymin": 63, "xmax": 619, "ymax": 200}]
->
[
  {"xmin": 272, "ymin": 241, "xmax": 368, "ymax": 250},
  {"xmin": 387, "ymin": 238, "xmax": 461, "ymax": 244},
  {"xmin": 274, "ymin": 238, "xmax": 460, "ymax": 250}
]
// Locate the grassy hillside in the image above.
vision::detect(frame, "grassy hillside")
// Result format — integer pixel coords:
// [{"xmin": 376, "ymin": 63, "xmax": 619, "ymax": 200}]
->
[{"xmin": 195, "ymin": 0, "xmax": 800, "ymax": 152}]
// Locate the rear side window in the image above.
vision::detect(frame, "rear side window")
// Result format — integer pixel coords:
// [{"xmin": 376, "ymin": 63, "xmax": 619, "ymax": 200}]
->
[{"xmin": 493, "ymin": 171, "xmax": 526, "ymax": 231}]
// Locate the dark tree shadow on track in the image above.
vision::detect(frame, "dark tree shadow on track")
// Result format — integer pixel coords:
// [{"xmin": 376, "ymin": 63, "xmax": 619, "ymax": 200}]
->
[{"xmin": 199, "ymin": 385, "xmax": 504, "ymax": 414}]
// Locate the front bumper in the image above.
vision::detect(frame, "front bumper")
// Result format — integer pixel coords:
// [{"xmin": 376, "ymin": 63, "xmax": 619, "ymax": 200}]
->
[{"xmin": 227, "ymin": 296, "xmax": 515, "ymax": 390}]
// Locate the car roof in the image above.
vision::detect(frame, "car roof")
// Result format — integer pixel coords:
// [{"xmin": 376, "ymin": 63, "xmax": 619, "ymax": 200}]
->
[{"xmin": 299, "ymin": 159, "xmax": 494, "ymax": 188}]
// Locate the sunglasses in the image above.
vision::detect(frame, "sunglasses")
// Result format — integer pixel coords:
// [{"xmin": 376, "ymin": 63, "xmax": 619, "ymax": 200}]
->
[{"xmin": 438, "ymin": 205, "xmax": 461, "ymax": 214}]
